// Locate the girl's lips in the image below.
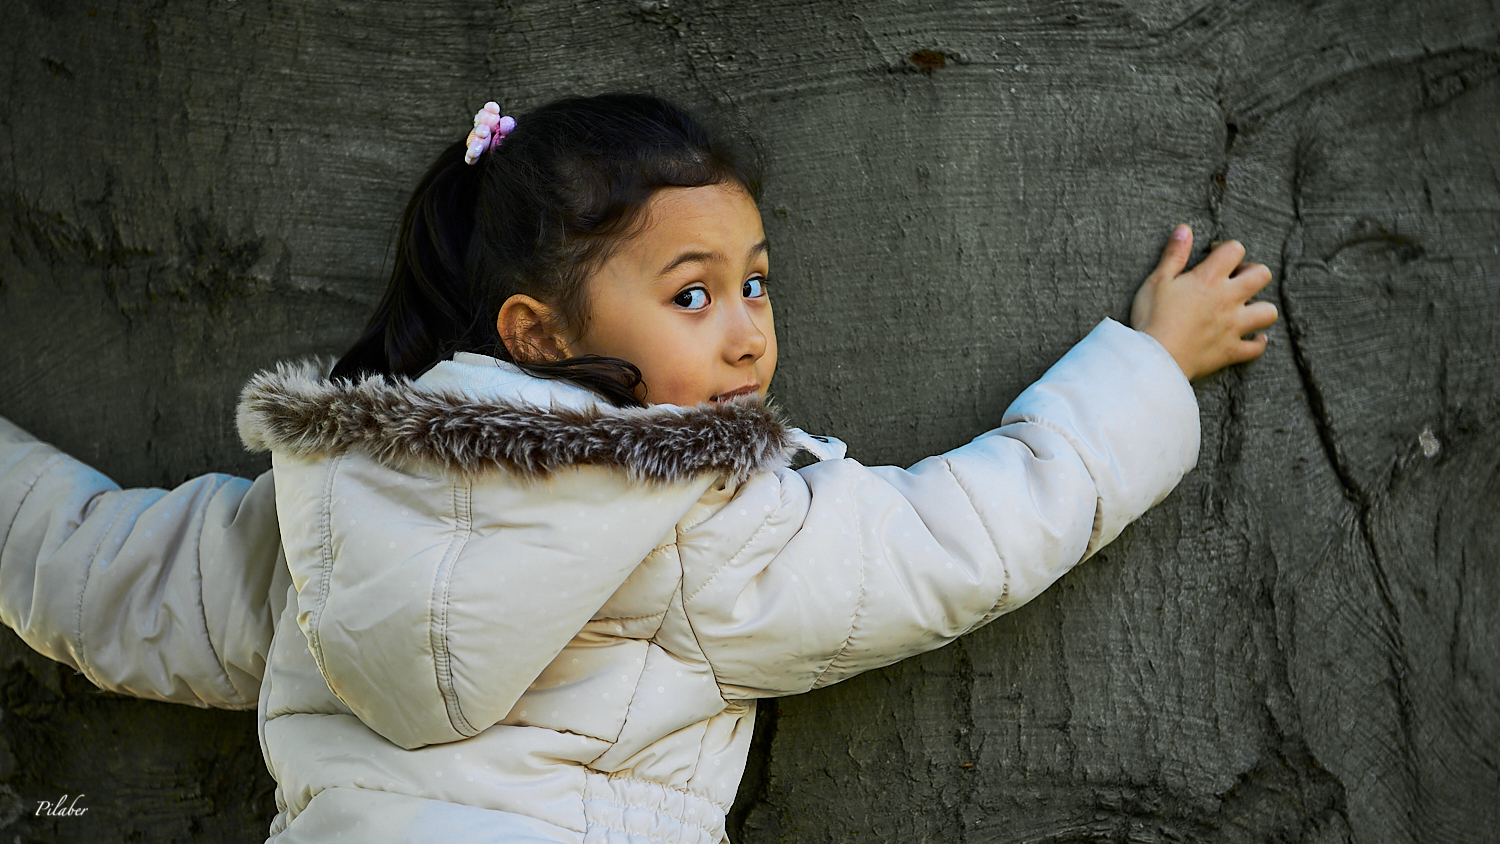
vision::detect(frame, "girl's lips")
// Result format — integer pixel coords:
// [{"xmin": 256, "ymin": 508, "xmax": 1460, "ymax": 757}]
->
[{"xmin": 711, "ymin": 384, "xmax": 759, "ymax": 403}]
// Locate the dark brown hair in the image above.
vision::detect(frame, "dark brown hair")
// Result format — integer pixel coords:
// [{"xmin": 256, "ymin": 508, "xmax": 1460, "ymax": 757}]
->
[{"xmin": 330, "ymin": 92, "xmax": 763, "ymax": 406}]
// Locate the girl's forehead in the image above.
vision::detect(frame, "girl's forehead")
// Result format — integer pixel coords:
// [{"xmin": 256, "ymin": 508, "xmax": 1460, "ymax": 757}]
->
[{"xmin": 633, "ymin": 184, "xmax": 766, "ymax": 266}]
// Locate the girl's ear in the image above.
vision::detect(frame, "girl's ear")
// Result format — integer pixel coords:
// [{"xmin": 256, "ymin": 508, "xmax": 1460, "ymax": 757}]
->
[{"xmin": 497, "ymin": 294, "xmax": 574, "ymax": 363}]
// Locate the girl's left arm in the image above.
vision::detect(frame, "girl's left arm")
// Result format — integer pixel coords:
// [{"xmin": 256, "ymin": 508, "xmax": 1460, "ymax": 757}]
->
[
  {"xmin": 0, "ymin": 415, "xmax": 289, "ymax": 709},
  {"xmin": 676, "ymin": 318, "xmax": 1200, "ymax": 698}
]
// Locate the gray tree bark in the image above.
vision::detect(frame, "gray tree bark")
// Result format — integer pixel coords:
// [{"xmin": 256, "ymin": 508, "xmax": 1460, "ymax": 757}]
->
[{"xmin": 1, "ymin": 1, "xmax": 1497, "ymax": 841}]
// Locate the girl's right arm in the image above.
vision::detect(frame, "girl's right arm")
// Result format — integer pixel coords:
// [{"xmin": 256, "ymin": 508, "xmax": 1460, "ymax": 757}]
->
[
  {"xmin": 676, "ymin": 228, "xmax": 1276, "ymax": 697},
  {"xmin": 0, "ymin": 415, "xmax": 289, "ymax": 710},
  {"xmin": 678, "ymin": 315, "xmax": 1200, "ymax": 697}
]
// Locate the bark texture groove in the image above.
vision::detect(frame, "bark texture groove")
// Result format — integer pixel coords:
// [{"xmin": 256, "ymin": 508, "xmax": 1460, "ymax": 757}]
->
[{"xmin": 1, "ymin": 1, "xmax": 1496, "ymax": 841}]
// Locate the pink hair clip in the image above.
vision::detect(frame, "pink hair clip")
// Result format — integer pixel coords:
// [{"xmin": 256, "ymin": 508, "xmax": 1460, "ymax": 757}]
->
[{"xmin": 464, "ymin": 101, "xmax": 517, "ymax": 165}]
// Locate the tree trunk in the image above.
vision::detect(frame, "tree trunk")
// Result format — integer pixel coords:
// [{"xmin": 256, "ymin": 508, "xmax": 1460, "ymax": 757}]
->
[{"xmin": 1, "ymin": 1, "xmax": 1496, "ymax": 841}]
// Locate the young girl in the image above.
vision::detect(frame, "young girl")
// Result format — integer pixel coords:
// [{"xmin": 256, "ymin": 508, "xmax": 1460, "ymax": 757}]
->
[{"xmin": 0, "ymin": 93, "xmax": 1275, "ymax": 843}]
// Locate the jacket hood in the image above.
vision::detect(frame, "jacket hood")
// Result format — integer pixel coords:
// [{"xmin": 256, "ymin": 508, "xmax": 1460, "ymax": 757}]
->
[{"xmin": 236, "ymin": 359, "xmax": 798, "ymax": 484}]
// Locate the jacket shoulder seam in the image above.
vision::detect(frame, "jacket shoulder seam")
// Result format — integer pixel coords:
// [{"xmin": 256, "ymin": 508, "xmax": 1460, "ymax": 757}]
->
[
  {"xmin": 811, "ymin": 469, "xmax": 867, "ymax": 687},
  {"xmin": 431, "ymin": 479, "xmax": 479, "ymax": 737},
  {"xmin": 71, "ymin": 464, "xmax": 127, "ymax": 690},
  {"xmin": 680, "ymin": 498, "xmax": 777, "ymax": 607},
  {"xmin": 678, "ymin": 540, "xmax": 728, "ymax": 694},
  {"xmin": 192, "ymin": 475, "xmax": 242, "ymax": 704},
  {"xmin": 0, "ymin": 451, "xmax": 62, "ymax": 543},
  {"xmin": 938, "ymin": 456, "xmax": 1012, "ymax": 618},
  {"xmin": 303, "ymin": 455, "xmax": 342, "ymax": 683}
]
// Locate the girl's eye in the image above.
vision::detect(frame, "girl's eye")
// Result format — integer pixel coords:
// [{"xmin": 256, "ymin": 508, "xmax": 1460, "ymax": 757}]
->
[
  {"xmin": 742, "ymin": 276, "xmax": 768, "ymax": 299},
  {"xmin": 673, "ymin": 287, "xmax": 709, "ymax": 310}
]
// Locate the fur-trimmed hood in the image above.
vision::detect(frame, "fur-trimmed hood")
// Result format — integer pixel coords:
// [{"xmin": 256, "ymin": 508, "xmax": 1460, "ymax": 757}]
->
[{"xmin": 236, "ymin": 360, "xmax": 799, "ymax": 484}]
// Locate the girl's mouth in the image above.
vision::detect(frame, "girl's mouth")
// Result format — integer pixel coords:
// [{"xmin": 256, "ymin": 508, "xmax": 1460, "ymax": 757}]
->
[{"xmin": 711, "ymin": 384, "xmax": 759, "ymax": 403}]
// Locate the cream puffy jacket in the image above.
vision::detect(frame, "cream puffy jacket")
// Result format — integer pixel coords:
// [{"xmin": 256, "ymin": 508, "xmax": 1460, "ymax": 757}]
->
[{"xmin": 0, "ymin": 318, "xmax": 1198, "ymax": 843}]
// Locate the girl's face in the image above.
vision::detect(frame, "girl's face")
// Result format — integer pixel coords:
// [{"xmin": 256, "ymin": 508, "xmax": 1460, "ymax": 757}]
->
[{"xmin": 569, "ymin": 183, "xmax": 777, "ymax": 406}]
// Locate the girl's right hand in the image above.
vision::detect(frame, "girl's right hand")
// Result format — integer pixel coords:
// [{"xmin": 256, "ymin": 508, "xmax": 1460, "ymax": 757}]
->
[{"xmin": 1129, "ymin": 224, "xmax": 1279, "ymax": 381}]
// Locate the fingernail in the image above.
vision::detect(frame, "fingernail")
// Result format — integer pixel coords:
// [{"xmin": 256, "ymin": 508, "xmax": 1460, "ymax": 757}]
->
[{"xmin": 1172, "ymin": 225, "xmax": 1189, "ymax": 241}]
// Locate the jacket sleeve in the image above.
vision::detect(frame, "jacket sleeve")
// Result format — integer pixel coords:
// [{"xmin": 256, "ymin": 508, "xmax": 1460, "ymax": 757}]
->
[
  {"xmin": 677, "ymin": 318, "xmax": 1200, "ymax": 698},
  {"xmin": 0, "ymin": 416, "xmax": 289, "ymax": 709}
]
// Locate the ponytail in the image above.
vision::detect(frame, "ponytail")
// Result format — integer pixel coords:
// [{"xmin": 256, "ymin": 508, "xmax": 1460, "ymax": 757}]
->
[{"xmin": 330, "ymin": 141, "xmax": 486, "ymax": 383}]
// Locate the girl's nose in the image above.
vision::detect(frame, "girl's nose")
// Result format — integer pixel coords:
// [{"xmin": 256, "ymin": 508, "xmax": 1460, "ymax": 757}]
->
[{"xmin": 724, "ymin": 302, "xmax": 768, "ymax": 363}]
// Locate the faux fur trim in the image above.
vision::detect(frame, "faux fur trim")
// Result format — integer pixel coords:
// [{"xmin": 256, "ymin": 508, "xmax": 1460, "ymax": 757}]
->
[{"xmin": 236, "ymin": 360, "xmax": 797, "ymax": 484}]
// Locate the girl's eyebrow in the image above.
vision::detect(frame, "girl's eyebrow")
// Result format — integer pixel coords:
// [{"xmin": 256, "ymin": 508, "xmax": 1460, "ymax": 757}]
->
[{"xmin": 656, "ymin": 239, "xmax": 769, "ymax": 277}]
